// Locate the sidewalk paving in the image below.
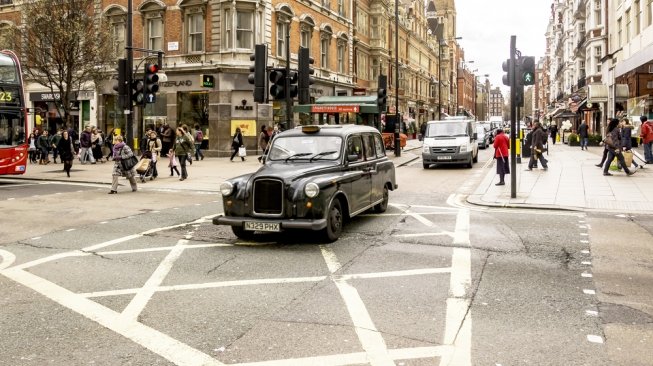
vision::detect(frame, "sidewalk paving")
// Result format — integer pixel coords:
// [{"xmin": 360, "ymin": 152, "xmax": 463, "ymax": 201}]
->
[
  {"xmin": 6, "ymin": 139, "xmax": 421, "ymax": 193},
  {"xmin": 468, "ymin": 142, "xmax": 653, "ymax": 213}
]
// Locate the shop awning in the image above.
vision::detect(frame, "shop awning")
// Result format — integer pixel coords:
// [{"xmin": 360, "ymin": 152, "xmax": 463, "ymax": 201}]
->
[
  {"xmin": 616, "ymin": 84, "xmax": 629, "ymax": 101},
  {"xmin": 293, "ymin": 95, "xmax": 381, "ymax": 114},
  {"xmin": 588, "ymin": 84, "xmax": 608, "ymax": 103},
  {"xmin": 552, "ymin": 109, "xmax": 576, "ymax": 118}
]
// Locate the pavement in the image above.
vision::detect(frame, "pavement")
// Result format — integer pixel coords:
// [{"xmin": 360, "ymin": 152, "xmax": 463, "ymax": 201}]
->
[
  {"xmin": 468, "ymin": 142, "xmax": 653, "ymax": 213},
  {"xmin": 10, "ymin": 139, "xmax": 653, "ymax": 214}
]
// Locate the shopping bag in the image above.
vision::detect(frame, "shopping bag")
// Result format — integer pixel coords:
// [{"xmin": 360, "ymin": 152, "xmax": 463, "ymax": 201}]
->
[
  {"xmin": 622, "ymin": 151, "xmax": 633, "ymax": 168},
  {"xmin": 238, "ymin": 147, "xmax": 247, "ymax": 157}
]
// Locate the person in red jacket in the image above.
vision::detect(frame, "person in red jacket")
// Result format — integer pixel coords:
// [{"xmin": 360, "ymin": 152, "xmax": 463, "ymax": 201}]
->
[
  {"xmin": 493, "ymin": 129, "xmax": 510, "ymax": 185},
  {"xmin": 640, "ymin": 115, "xmax": 653, "ymax": 164}
]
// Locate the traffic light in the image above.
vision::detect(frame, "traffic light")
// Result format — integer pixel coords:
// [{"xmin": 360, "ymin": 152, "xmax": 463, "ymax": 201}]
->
[
  {"xmin": 249, "ymin": 44, "xmax": 266, "ymax": 103},
  {"xmin": 269, "ymin": 68, "xmax": 287, "ymax": 100},
  {"xmin": 515, "ymin": 84, "xmax": 524, "ymax": 107},
  {"xmin": 298, "ymin": 47, "xmax": 314, "ymax": 104},
  {"xmin": 288, "ymin": 70, "xmax": 298, "ymax": 99},
  {"xmin": 377, "ymin": 74, "xmax": 387, "ymax": 113},
  {"xmin": 113, "ymin": 58, "xmax": 129, "ymax": 109},
  {"xmin": 132, "ymin": 79, "xmax": 144, "ymax": 105},
  {"xmin": 519, "ymin": 56, "xmax": 535, "ymax": 86},
  {"xmin": 143, "ymin": 63, "xmax": 159, "ymax": 104},
  {"xmin": 502, "ymin": 59, "xmax": 513, "ymax": 87}
]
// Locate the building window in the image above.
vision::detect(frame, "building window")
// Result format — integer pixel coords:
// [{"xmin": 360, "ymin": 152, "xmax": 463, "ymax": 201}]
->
[
  {"xmin": 371, "ymin": 16, "xmax": 379, "ymax": 39},
  {"xmin": 626, "ymin": 9, "xmax": 631, "ymax": 40},
  {"xmin": 337, "ymin": 0, "xmax": 345, "ymax": 16},
  {"xmin": 300, "ymin": 27, "xmax": 310, "ymax": 49},
  {"xmin": 321, "ymin": 37, "xmax": 329, "ymax": 68},
  {"xmin": 635, "ymin": 0, "xmax": 641, "ymax": 35},
  {"xmin": 0, "ymin": 24, "xmax": 15, "ymax": 50},
  {"xmin": 337, "ymin": 42, "xmax": 345, "ymax": 73},
  {"xmin": 617, "ymin": 17, "xmax": 622, "ymax": 47},
  {"xmin": 111, "ymin": 21, "xmax": 125, "ymax": 58},
  {"xmin": 147, "ymin": 17, "xmax": 163, "ymax": 51},
  {"xmin": 224, "ymin": 9, "xmax": 232, "ymax": 49},
  {"xmin": 277, "ymin": 21, "xmax": 288, "ymax": 58},
  {"xmin": 236, "ymin": 10, "xmax": 254, "ymax": 49},
  {"xmin": 356, "ymin": 53, "xmax": 368, "ymax": 80},
  {"xmin": 322, "ymin": 0, "xmax": 330, "ymax": 10},
  {"xmin": 594, "ymin": 0, "xmax": 602, "ymax": 25},
  {"xmin": 594, "ymin": 46, "xmax": 602, "ymax": 73},
  {"xmin": 299, "ymin": 17, "xmax": 315, "ymax": 52},
  {"xmin": 187, "ymin": 11, "xmax": 204, "ymax": 53}
]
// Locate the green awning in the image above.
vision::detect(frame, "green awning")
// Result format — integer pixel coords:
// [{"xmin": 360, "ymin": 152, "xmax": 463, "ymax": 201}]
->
[{"xmin": 293, "ymin": 95, "xmax": 380, "ymax": 114}]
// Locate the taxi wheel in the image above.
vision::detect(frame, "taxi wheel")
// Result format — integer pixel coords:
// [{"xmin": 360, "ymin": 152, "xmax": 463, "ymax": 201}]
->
[
  {"xmin": 232, "ymin": 226, "xmax": 255, "ymax": 240},
  {"xmin": 323, "ymin": 198, "xmax": 343, "ymax": 242},
  {"xmin": 374, "ymin": 186, "xmax": 389, "ymax": 213}
]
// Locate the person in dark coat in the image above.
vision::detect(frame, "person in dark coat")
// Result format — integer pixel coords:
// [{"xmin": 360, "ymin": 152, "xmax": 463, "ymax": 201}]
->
[
  {"xmin": 230, "ymin": 127, "xmax": 245, "ymax": 162},
  {"xmin": 527, "ymin": 122, "xmax": 548, "ymax": 170},
  {"xmin": 549, "ymin": 124, "xmax": 558, "ymax": 145},
  {"xmin": 109, "ymin": 135, "xmax": 138, "ymax": 194},
  {"xmin": 493, "ymin": 129, "xmax": 510, "ymax": 185},
  {"xmin": 56, "ymin": 130, "xmax": 75, "ymax": 177},
  {"xmin": 578, "ymin": 121, "xmax": 589, "ymax": 150},
  {"xmin": 603, "ymin": 119, "xmax": 636, "ymax": 176},
  {"xmin": 621, "ymin": 118, "xmax": 639, "ymax": 169}
]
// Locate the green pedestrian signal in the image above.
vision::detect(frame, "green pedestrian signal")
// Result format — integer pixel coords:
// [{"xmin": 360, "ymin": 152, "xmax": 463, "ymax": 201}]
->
[{"xmin": 520, "ymin": 56, "xmax": 535, "ymax": 86}]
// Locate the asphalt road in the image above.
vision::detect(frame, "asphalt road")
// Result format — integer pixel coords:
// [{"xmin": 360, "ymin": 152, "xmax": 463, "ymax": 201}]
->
[{"xmin": 0, "ymin": 147, "xmax": 649, "ymax": 365}]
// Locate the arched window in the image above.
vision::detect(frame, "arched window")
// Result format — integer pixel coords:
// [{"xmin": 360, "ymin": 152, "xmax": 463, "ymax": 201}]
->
[
  {"xmin": 320, "ymin": 25, "xmax": 333, "ymax": 69},
  {"xmin": 139, "ymin": 1, "xmax": 166, "ymax": 52},
  {"xmin": 299, "ymin": 15, "xmax": 315, "ymax": 53},
  {"xmin": 336, "ymin": 32, "xmax": 347, "ymax": 73},
  {"xmin": 104, "ymin": 5, "xmax": 127, "ymax": 59},
  {"xmin": 275, "ymin": 5, "xmax": 294, "ymax": 58}
]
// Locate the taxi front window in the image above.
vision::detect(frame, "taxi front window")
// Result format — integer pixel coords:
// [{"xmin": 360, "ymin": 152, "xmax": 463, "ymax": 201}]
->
[{"xmin": 268, "ymin": 135, "xmax": 342, "ymax": 161}]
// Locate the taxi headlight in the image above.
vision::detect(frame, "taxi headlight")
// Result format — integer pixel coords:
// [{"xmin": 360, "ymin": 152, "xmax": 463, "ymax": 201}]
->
[
  {"xmin": 220, "ymin": 181, "xmax": 234, "ymax": 196},
  {"xmin": 304, "ymin": 182, "xmax": 320, "ymax": 198}
]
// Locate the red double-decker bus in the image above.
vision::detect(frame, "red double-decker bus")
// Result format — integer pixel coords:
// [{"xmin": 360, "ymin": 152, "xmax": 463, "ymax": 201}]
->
[{"xmin": 0, "ymin": 50, "xmax": 27, "ymax": 175}]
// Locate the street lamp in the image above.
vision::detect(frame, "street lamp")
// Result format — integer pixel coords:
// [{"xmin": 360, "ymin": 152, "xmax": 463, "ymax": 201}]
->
[
  {"xmin": 394, "ymin": 0, "xmax": 400, "ymax": 157},
  {"xmin": 438, "ymin": 37, "xmax": 462, "ymax": 120}
]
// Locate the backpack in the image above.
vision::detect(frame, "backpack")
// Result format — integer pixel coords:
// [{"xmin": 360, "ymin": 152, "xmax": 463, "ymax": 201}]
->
[{"xmin": 195, "ymin": 130, "xmax": 203, "ymax": 143}]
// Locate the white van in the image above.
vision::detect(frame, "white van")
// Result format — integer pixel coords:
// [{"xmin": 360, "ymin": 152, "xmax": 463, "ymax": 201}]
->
[{"xmin": 421, "ymin": 118, "xmax": 478, "ymax": 169}]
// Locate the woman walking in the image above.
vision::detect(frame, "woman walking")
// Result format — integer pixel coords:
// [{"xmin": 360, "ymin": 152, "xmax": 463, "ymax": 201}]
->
[
  {"xmin": 174, "ymin": 127, "xmax": 193, "ymax": 181},
  {"xmin": 146, "ymin": 130, "xmax": 162, "ymax": 178},
  {"xmin": 28, "ymin": 132, "xmax": 37, "ymax": 163},
  {"xmin": 493, "ymin": 129, "xmax": 510, "ymax": 185},
  {"xmin": 109, "ymin": 135, "xmax": 138, "ymax": 194},
  {"xmin": 230, "ymin": 127, "xmax": 245, "ymax": 162},
  {"xmin": 257, "ymin": 125, "xmax": 269, "ymax": 163},
  {"xmin": 621, "ymin": 118, "xmax": 640, "ymax": 169},
  {"xmin": 57, "ymin": 130, "xmax": 75, "ymax": 177},
  {"xmin": 91, "ymin": 128, "xmax": 104, "ymax": 163},
  {"xmin": 602, "ymin": 118, "xmax": 636, "ymax": 177}
]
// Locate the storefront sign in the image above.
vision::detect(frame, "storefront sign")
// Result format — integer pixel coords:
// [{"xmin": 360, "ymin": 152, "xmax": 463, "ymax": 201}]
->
[
  {"xmin": 311, "ymin": 105, "xmax": 360, "ymax": 113},
  {"xmin": 168, "ymin": 42, "xmax": 179, "ymax": 51},
  {"xmin": 201, "ymin": 75, "xmax": 214, "ymax": 88},
  {"xmin": 231, "ymin": 120, "xmax": 257, "ymax": 137},
  {"xmin": 160, "ymin": 80, "xmax": 193, "ymax": 88},
  {"xmin": 353, "ymin": 88, "xmax": 367, "ymax": 96}
]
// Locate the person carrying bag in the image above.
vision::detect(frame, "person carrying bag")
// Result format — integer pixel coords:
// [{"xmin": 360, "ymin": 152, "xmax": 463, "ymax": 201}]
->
[{"xmin": 108, "ymin": 135, "xmax": 138, "ymax": 194}]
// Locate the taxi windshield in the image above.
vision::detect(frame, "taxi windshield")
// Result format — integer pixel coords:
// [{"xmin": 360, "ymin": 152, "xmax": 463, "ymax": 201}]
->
[{"xmin": 268, "ymin": 135, "xmax": 342, "ymax": 162}]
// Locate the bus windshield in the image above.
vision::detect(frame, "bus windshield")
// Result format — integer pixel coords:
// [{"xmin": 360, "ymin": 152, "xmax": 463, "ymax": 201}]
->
[{"xmin": 0, "ymin": 110, "xmax": 26, "ymax": 147}]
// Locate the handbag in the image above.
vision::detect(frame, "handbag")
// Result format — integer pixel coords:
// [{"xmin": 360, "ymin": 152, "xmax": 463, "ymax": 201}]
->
[
  {"xmin": 238, "ymin": 146, "xmax": 247, "ymax": 157},
  {"xmin": 604, "ymin": 134, "xmax": 615, "ymax": 148},
  {"xmin": 121, "ymin": 155, "xmax": 139, "ymax": 171}
]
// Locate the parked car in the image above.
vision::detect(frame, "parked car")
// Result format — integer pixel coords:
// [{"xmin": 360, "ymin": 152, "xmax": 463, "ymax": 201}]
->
[
  {"xmin": 213, "ymin": 124, "xmax": 398, "ymax": 242},
  {"xmin": 476, "ymin": 125, "xmax": 491, "ymax": 149}
]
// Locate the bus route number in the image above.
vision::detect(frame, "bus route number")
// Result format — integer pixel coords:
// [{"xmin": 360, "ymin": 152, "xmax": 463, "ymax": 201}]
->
[{"xmin": 0, "ymin": 91, "xmax": 13, "ymax": 103}]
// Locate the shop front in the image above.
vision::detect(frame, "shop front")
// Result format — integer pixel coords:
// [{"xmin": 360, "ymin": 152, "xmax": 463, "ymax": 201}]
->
[{"xmin": 28, "ymin": 90, "xmax": 95, "ymax": 134}]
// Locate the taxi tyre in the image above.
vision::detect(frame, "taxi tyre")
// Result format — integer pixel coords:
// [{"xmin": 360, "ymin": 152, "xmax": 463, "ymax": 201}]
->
[
  {"xmin": 322, "ymin": 198, "xmax": 344, "ymax": 242},
  {"xmin": 374, "ymin": 186, "xmax": 389, "ymax": 213},
  {"xmin": 232, "ymin": 225, "xmax": 255, "ymax": 240}
]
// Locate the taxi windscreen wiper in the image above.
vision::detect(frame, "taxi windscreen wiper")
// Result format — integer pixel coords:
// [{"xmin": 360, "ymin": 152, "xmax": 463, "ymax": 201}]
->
[
  {"xmin": 309, "ymin": 150, "xmax": 338, "ymax": 162},
  {"xmin": 284, "ymin": 153, "xmax": 312, "ymax": 162}
]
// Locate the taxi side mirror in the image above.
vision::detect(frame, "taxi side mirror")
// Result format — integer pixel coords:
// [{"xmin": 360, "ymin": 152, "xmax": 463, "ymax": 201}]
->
[{"xmin": 347, "ymin": 154, "xmax": 360, "ymax": 162}]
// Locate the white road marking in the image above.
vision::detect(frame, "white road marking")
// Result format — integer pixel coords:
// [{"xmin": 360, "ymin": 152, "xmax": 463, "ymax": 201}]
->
[
  {"xmin": 580, "ymin": 240, "xmax": 589, "ymax": 244},
  {"xmin": 362, "ymin": 212, "xmax": 457, "ymax": 217},
  {"xmin": 581, "ymin": 272, "xmax": 593, "ymax": 278},
  {"xmin": 585, "ymin": 310, "xmax": 598, "ymax": 316},
  {"xmin": 587, "ymin": 335, "xmax": 604, "ymax": 344},
  {"xmin": 440, "ymin": 207, "xmax": 472, "ymax": 366},
  {"xmin": 0, "ymin": 249, "xmax": 16, "ymax": 270},
  {"xmin": 581, "ymin": 250, "xmax": 590, "ymax": 254},
  {"xmin": 320, "ymin": 246, "xmax": 394, "ymax": 366},
  {"xmin": 393, "ymin": 232, "xmax": 455, "ymax": 238},
  {"xmin": 31, "ymin": 236, "xmax": 41, "ymax": 240},
  {"xmin": 97, "ymin": 243, "xmax": 233, "ymax": 256},
  {"xmin": 580, "ymin": 233, "xmax": 589, "ymax": 236},
  {"xmin": 0, "ymin": 267, "xmax": 223, "ymax": 366},
  {"xmin": 581, "ymin": 261, "xmax": 592, "ymax": 265},
  {"xmin": 99, "ymin": 221, "xmax": 108, "ymax": 224},
  {"xmin": 7, "ymin": 197, "xmax": 14, "ymax": 200},
  {"xmin": 578, "ymin": 225, "xmax": 587, "ymax": 229},
  {"xmin": 66, "ymin": 228, "xmax": 75, "ymax": 232},
  {"xmin": 583, "ymin": 289, "xmax": 596, "ymax": 295},
  {"xmin": 337, "ymin": 267, "xmax": 451, "ymax": 280}
]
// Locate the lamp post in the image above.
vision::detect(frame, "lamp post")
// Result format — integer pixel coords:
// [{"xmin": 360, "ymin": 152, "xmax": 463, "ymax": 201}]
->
[{"xmin": 437, "ymin": 37, "xmax": 461, "ymax": 120}]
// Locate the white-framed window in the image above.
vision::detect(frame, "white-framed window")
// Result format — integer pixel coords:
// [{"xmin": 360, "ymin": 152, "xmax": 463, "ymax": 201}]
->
[
  {"xmin": 617, "ymin": 17, "xmax": 622, "ymax": 47},
  {"xmin": 187, "ymin": 11, "xmax": 204, "ymax": 53},
  {"xmin": 299, "ymin": 17, "xmax": 315, "ymax": 52},
  {"xmin": 337, "ymin": 42, "xmax": 345, "ymax": 73},
  {"xmin": 224, "ymin": 9, "xmax": 232, "ymax": 49},
  {"xmin": 594, "ymin": 45, "xmax": 602, "ymax": 73},
  {"xmin": 635, "ymin": 0, "xmax": 641, "ymax": 35},
  {"xmin": 321, "ymin": 37, "xmax": 329, "ymax": 68},
  {"xmin": 111, "ymin": 21, "xmax": 125, "ymax": 58},
  {"xmin": 371, "ymin": 16, "xmax": 379, "ymax": 39},
  {"xmin": 594, "ymin": 0, "xmax": 602, "ymax": 25},
  {"xmin": 356, "ymin": 53, "xmax": 368, "ymax": 80},
  {"xmin": 277, "ymin": 21, "xmax": 288, "ymax": 58},
  {"xmin": 626, "ymin": 9, "xmax": 631, "ymax": 40},
  {"xmin": 147, "ymin": 17, "xmax": 163, "ymax": 51},
  {"xmin": 236, "ymin": 10, "xmax": 253, "ymax": 49},
  {"xmin": 337, "ymin": 0, "xmax": 345, "ymax": 16}
]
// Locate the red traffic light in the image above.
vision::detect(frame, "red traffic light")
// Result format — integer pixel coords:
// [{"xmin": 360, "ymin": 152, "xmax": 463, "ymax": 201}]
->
[{"xmin": 146, "ymin": 64, "xmax": 159, "ymax": 73}]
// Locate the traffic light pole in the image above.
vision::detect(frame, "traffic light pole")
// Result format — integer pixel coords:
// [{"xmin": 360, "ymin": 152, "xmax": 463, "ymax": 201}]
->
[
  {"xmin": 394, "ymin": 0, "xmax": 400, "ymax": 157},
  {"xmin": 126, "ymin": 0, "xmax": 134, "ymax": 149},
  {"xmin": 509, "ymin": 36, "xmax": 517, "ymax": 199}
]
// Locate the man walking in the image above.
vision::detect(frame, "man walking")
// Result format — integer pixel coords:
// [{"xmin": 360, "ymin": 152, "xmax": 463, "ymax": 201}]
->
[
  {"xmin": 640, "ymin": 115, "xmax": 653, "ymax": 164},
  {"xmin": 549, "ymin": 124, "xmax": 558, "ymax": 145},
  {"xmin": 578, "ymin": 120, "xmax": 589, "ymax": 150},
  {"xmin": 527, "ymin": 122, "xmax": 548, "ymax": 171},
  {"xmin": 79, "ymin": 125, "xmax": 96, "ymax": 164}
]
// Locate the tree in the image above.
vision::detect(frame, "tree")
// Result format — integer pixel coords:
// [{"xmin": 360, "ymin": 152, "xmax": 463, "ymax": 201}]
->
[{"xmin": 20, "ymin": 0, "xmax": 113, "ymax": 127}]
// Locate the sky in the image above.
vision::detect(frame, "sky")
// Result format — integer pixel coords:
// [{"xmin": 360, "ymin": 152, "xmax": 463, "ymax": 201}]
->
[{"xmin": 454, "ymin": 0, "xmax": 553, "ymax": 94}]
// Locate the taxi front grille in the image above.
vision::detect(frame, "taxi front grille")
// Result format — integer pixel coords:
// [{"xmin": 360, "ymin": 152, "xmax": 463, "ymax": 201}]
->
[{"xmin": 253, "ymin": 179, "xmax": 283, "ymax": 215}]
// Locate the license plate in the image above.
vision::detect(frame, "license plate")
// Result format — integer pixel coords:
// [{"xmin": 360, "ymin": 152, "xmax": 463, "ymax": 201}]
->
[
  {"xmin": 437, "ymin": 155, "xmax": 452, "ymax": 160},
  {"xmin": 244, "ymin": 221, "xmax": 280, "ymax": 232}
]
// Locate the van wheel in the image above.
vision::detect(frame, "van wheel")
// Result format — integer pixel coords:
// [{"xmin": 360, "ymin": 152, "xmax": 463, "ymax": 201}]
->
[
  {"xmin": 322, "ymin": 198, "xmax": 343, "ymax": 242},
  {"xmin": 423, "ymin": 163, "xmax": 430, "ymax": 169},
  {"xmin": 473, "ymin": 152, "xmax": 478, "ymax": 163},
  {"xmin": 232, "ymin": 226, "xmax": 255, "ymax": 240},
  {"xmin": 466, "ymin": 155, "xmax": 473, "ymax": 168},
  {"xmin": 374, "ymin": 186, "xmax": 389, "ymax": 213}
]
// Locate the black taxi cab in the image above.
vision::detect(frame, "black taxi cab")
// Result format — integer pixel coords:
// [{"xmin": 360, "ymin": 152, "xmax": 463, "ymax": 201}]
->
[{"xmin": 213, "ymin": 124, "xmax": 397, "ymax": 242}]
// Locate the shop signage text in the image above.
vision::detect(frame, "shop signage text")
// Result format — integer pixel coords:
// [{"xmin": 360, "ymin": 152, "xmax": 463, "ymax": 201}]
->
[
  {"xmin": 160, "ymin": 80, "xmax": 193, "ymax": 88},
  {"xmin": 235, "ymin": 105, "xmax": 253, "ymax": 111},
  {"xmin": 311, "ymin": 105, "xmax": 360, "ymax": 113}
]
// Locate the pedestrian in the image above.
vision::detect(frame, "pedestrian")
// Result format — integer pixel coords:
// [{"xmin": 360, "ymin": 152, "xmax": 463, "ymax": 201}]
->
[
  {"xmin": 28, "ymin": 132, "xmax": 37, "ymax": 163},
  {"xmin": 146, "ymin": 130, "xmax": 162, "ymax": 178},
  {"xmin": 578, "ymin": 120, "xmax": 589, "ymax": 150},
  {"xmin": 621, "ymin": 118, "xmax": 640, "ymax": 169},
  {"xmin": 173, "ymin": 127, "xmax": 193, "ymax": 181},
  {"xmin": 527, "ymin": 122, "xmax": 548, "ymax": 171},
  {"xmin": 37, "ymin": 130, "xmax": 51, "ymax": 165},
  {"xmin": 79, "ymin": 125, "xmax": 95, "ymax": 164},
  {"xmin": 105, "ymin": 128, "xmax": 115, "ymax": 161},
  {"xmin": 596, "ymin": 118, "xmax": 618, "ymax": 168},
  {"xmin": 640, "ymin": 115, "xmax": 653, "ymax": 164},
  {"xmin": 181, "ymin": 124, "xmax": 194, "ymax": 165},
  {"xmin": 230, "ymin": 127, "xmax": 245, "ymax": 162},
  {"xmin": 108, "ymin": 135, "xmax": 138, "ymax": 194},
  {"xmin": 193, "ymin": 124, "xmax": 205, "ymax": 161},
  {"xmin": 50, "ymin": 129, "xmax": 62, "ymax": 164},
  {"xmin": 57, "ymin": 130, "xmax": 75, "ymax": 177},
  {"xmin": 524, "ymin": 128, "xmax": 537, "ymax": 169},
  {"xmin": 68, "ymin": 126, "xmax": 79, "ymax": 154},
  {"xmin": 168, "ymin": 149, "xmax": 180, "ymax": 177},
  {"xmin": 91, "ymin": 127, "xmax": 104, "ymax": 163},
  {"xmin": 493, "ymin": 128, "xmax": 510, "ymax": 186},
  {"xmin": 160, "ymin": 122, "xmax": 173, "ymax": 157},
  {"xmin": 603, "ymin": 118, "xmax": 636, "ymax": 176},
  {"xmin": 257, "ymin": 125, "xmax": 269, "ymax": 163},
  {"xmin": 549, "ymin": 124, "xmax": 558, "ymax": 145}
]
